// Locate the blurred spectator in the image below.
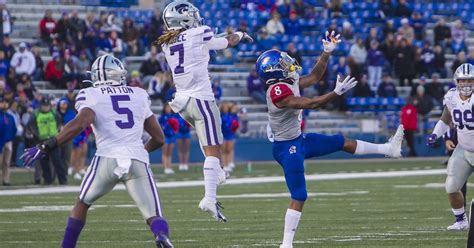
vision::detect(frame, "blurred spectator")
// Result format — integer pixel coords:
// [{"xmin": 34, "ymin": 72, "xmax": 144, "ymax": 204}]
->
[
  {"xmin": 379, "ymin": 0, "xmax": 393, "ymax": 19},
  {"xmin": 365, "ymin": 27, "xmax": 380, "ymax": 50},
  {"xmin": 95, "ymin": 31, "xmax": 112, "ymax": 54},
  {"xmin": 76, "ymin": 51, "xmax": 90, "ymax": 81},
  {"xmin": 332, "ymin": 56, "xmax": 350, "ymax": 81},
  {"xmin": 411, "ymin": 12, "xmax": 425, "ymax": 41},
  {"xmin": 1, "ymin": 2, "xmax": 11, "ymax": 37},
  {"xmin": 3, "ymin": 37, "xmax": 15, "ymax": 60},
  {"xmin": 382, "ymin": 19, "xmax": 396, "ymax": 37},
  {"xmin": 8, "ymin": 99, "xmax": 23, "ymax": 168},
  {"xmin": 0, "ymin": 50, "xmax": 9, "ymax": 78},
  {"xmin": 109, "ymin": 30, "xmax": 124, "ymax": 58},
  {"xmin": 159, "ymin": 104, "xmax": 178, "ymax": 175},
  {"xmin": 434, "ymin": 18, "xmax": 451, "ymax": 50},
  {"xmin": 377, "ymin": 74, "xmax": 398, "ymax": 97},
  {"xmin": 341, "ymin": 21, "xmax": 354, "ymax": 41},
  {"xmin": 398, "ymin": 18, "xmax": 414, "ymax": 45},
  {"xmin": 18, "ymin": 74, "xmax": 35, "ymax": 100},
  {"xmin": 425, "ymin": 73, "xmax": 444, "ymax": 107},
  {"xmin": 31, "ymin": 47, "xmax": 44, "ymax": 81},
  {"xmin": 257, "ymin": 0, "xmax": 277, "ymax": 12},
  {"xmin": 380, "ymin": 33, "xmax": 396, "ymax": 68},
  {"xmin": 128, "ymin": 70, "xmax": 143, "ymax": 88},
  {"xmin": 400, "ymin": 97, "xmax": 417, "ymax": 157},
  {"xmin": 148, "ymin": 8, "xmax": 164, "ymax": 46},
  {"xmin": 451, "ymin": 51, "xmax": 466, "ymax": 74},
  {"xmin": 0, "ymin": 94, "xmax": 16, "ymax": 185},
  {"xmin": 451, "ymin": 20, "xmax": 467, "ymax": 54},
  {"xmin": 349, "ymin": 37, "xmax": 367, "ymax": 81},
  {"xmin": 413, "ymin": 85, "xmax": 433, "ymax": 116},
  {"xmin": 10, "ymin": 42, "xmax": 36, "ymax": 77},
  {"xmin": 294, "ymin": 0, "xmax": 308, "ymax": 18},
  {"xmin": 419, "ymin": 41, "xmax": 435, "ymax": 76},
  {"xmin": 367, "ymin": 41, "xmax": 384, "ymax": 90},
  {"xmin": 56, "ymin": 98, "xmax": 75, "ymax": 179},
  {"xmin": 57, "ymin": 12, "xmax": 72, "ymax": 44},
  {"xmin": 353, "ymin": 75, "xmax": 373, "ymax": 97},
  {"xmin": 257, "ymin": 28, "xmax": 277, "ymax": 51},
  {"xmin": 284, "ymin": 11, "xmax": 302, "ymax": 36},
  {"xmin": 394, "ymin": 0, "xmax": 412, "ymax": 18},
  {"xmin": 433, "ymin": 45, "xmax": 446, "ymax": 78},
  {"xmin": 212, "ymin": 78, "xmax": 222, "ymax": 101},
  {"xmin": 237, "ymin": 20, "xmax": 249, "ymax": 33},
  {"xmin": 467, "ymin": 50, "xmax": 474, "ymax": 64},
  {"xmin": 63, "ymin": 49, "xmax": 80, "ymax": 83},
  {"xmin": 123, "ymin": 18, "xmax": 141, "ymax": 56},
  {"xmin": 326, "ymin": 0, "xmax": 342, "ymax": 18},
  {"xmin": 39, "ymin": 10, "xmax": 57, "ymax": 43},
  {"xmin": 394, "ymin": 38, "xmax": 416, "ymax": 86},
  {"xmin": 266, "ymin": 12, "xmax": 285, "ymax": 36},
  {"xmin": 140, "ymin": 47, "xmax": 163, "ymax": 81},
  {"xmin": 287, "ymin": 42, "xmax": 302, "ymax": 65},
  {"xmin": 247, "ymin": 68, "xmax": 266, "ymax": 104},
  {"xmin": 45, "ymin": 52, "xmax": 65, "ymax": 88},
  {"xmin": 103, "ymin": 14, "xmax": 122, "ymax": 33},
  {"xmin": 277, "ymin": 0, "xmax": 292, "ymax": 18},
  {"xmin": 221, "ymin": 102, "xmax": 239, "ymax": 172},
  {"xmin": 410, "ymin": 76, "xmax": 426, "ymax": 97},
  {"xmin": 148, "ymin": 71, "xmax": 171, "ymax": 103},
  {"xmin": 69, "ymin": 10, "xmax": 87, "ymax": 38},
  {"xmin": 27, "ymin": 97, "xmax": 67, "ymax": 185}
]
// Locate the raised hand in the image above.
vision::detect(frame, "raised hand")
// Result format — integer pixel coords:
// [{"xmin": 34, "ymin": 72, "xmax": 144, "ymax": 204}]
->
[
  {"xmin": 334, "ymin": 75, "xmax": 358, "ymax": 95},
  {"xmin": 322, "ymin": 30, "xmax": 341, "ymax": 53}
]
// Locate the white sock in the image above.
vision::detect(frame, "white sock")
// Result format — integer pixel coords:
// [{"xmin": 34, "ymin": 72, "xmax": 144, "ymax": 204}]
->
[
  {"xmin": 282, "ymin": 209, "xmax": 301, "ymax": 246},
  {"xmin": 354, "ymin": 140, "xmax": 390, "ymax": 156},
  {"xmin": 203, "ymin": 156, "xmax": 220, "ymax": 203},
  {"xmin": 453, "ymin": 207, "xmax": 466, "ymax": 221}
]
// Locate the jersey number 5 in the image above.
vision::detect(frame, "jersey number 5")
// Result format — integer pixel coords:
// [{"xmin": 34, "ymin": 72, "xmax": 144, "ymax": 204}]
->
[
  {"xmin": 111, "ymin": 95, "xmax": 135, "ymax": 129},
  {"xmin": 170, "ymin": 44, "xmax": 185, "ymax": 74}
]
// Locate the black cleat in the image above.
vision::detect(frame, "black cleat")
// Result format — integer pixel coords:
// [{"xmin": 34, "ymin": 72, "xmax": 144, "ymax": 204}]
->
[{"xmin": 156, "ymin": 234, "xmax": 174, "ymax": 248}]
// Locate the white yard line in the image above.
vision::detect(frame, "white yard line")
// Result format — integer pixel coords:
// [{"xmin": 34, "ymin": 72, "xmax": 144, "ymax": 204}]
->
[{"xmin": 0, "ymin": 169, "xmax": 446, "ymax": 196}]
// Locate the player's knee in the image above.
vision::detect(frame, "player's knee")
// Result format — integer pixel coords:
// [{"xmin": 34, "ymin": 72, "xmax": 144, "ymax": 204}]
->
[
  {"xmin": 445, "ymin": 179, "xmax": 462, "ymax": 194},
  {"xmin": 291, "ymin": 187, "xmax": 307, "ymax": 202}
]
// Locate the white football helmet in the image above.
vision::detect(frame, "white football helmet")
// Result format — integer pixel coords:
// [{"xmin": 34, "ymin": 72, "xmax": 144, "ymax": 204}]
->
[
  {"xmin": 162, "ymin": 0, "xmax": 202, "ymax": 31},
  {"xmin": 89, "ymin": 54, "xmax": 127, "ymax": 87},
  {"xmin": 454, "ymin": 63, "xmax": 474, "ymax": 97}
]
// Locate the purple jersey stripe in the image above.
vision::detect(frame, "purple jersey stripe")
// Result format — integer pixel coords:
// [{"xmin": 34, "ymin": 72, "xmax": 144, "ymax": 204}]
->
[
  {"xmin": 196, "ymin": 99, "xmax": 212, "ymax": 145},
  {"xmin": 80, "ymin": 156, "xmax": 101, "ymax": 201},
  {"xmin": 78, "ymin": 156, "xmax": 96, "ymax": 195},
  {"xmin": 76, "ymin": 97, "xmax": 86, "ymax": 101},
  {"xmin": 145, "ymin": 164, "xmax": 161, "ymax": 217},
  {"xmin": 203, "ymin": 36, "xmax": 212, "ymax": 41},
  {"xmin": 203, "ymin": 28, "xmax": 212, "ymax": 33},
  {"xmin": 204, "ymin": 100, "xmax": 220, "ymax": 145}
]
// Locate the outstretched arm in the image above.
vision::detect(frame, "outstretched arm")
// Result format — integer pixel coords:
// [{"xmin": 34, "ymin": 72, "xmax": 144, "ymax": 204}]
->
[
  {"xmin": 427, "ymin": 106, "xmax": 452, "ymax": 145},
  {"xmin": 299, "ymin": 31, "xmax": 341, "ymax": 89},
  {"xmin": 226, "ymin": 32, "xmax": 254, "ymax": 48},
  {"xmin": 144, "ymin": 115, "xmax": 165, "ymax": 153},
  {"xmin": 277, "ymin": 91, "xmax": 339, "ymax": 109}
]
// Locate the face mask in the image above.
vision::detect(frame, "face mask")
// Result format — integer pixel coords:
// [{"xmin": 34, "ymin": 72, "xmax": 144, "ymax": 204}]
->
[{"xmin": 458, "ymin": 84, "xmax": 473, "ymax": 97}]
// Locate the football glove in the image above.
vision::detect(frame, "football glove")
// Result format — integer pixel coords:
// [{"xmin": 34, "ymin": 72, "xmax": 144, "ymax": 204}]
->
[
  {"xmin": 426, "ymin": 134, "xmax": 438, "ymax": 147},
  {"xmin": 322, "ymin": 30, "xmax": 341, "ymax": 53},
  {"xmin": 241, "ymin": 32, "xmax": 254, "ymax": 43},
  {"xmin": 20, "ymin": 137, "xmax": 57, "ymax": 168},
  {"xmin": 334, "ymin": 75, "xmax": 358, "ymax": 95}
]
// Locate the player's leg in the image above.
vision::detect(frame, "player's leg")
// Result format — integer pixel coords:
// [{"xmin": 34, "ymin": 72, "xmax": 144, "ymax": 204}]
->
[
  {"xmin": 462, "ymin": 181, "xmax": 468, "ymax": 208},
  {"xmin": 124, "ymin": 161, "xmax": 173, "ymax": 247},
  {"xmin": 228, "ymin": 140, "xmax": 236, "ymax": 170},
  {"xmin": 342, "ymin": 125, "xmax": 404, "ymax": 158},
  {"xmin": 188, "ymin": 98, "xmax": 227, "ymax": 221},
  {"xmin": 273, "ymin": 137, "xmax": 306, "ymax": 248},
  {"xmin": 445, "ymin": 147, "xmax": 471, "ymax": 230},
  {"xmin": 62, "ymin": 156, "xmax": 119, "ymax": 247},
  {"xmin": 222, "ymin": 141, "xmax": 230, "ymax": 171},
  {"xmin": 177, "ymin": 138, "xmax": 184, "ymax": 169}
]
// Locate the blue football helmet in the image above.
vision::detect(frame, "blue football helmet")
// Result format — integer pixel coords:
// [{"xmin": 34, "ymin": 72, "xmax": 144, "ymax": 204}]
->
[{"xmin": 256, "ymin": 49, "xmax": 301, "ymax": 85}]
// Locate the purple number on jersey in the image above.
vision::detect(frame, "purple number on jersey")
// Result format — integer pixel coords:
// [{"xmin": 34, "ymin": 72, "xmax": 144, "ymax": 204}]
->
[
  {"xmin": 111, "ymin": 95, "xmax": 135, "ymax": 129},
  {"xmin": 170, "ymin": 44, "xmax": 185, "ymax": 74},
  {"xmin": 453, "ymin": 109, "xmax": 474, "ymax": 130}
]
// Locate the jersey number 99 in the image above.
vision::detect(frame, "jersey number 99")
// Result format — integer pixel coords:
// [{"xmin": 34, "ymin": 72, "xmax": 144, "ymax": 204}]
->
[{"xmin": 453, "ymin": 109, "xmax": 474, "ymax": 130}]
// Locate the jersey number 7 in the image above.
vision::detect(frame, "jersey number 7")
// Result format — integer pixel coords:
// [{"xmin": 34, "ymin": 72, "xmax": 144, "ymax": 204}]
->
[
  {"xmin": 170, "ymin": 44, "xmax": 185, "ymax": 74},
  {"xmin": 111, "ymin": 95, "xmax": 135, "ymax": 129}
]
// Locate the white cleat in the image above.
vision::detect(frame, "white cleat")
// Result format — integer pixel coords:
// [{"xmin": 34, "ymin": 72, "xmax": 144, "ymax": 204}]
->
[
  {"xmin": 178, "ymin": 164, "xmax": 189, "ymax": 171},
  {"xmin": 447, "ymin": 219, "xmax": 469, "ymax": 231},
  {"xmin": 198, "ymin": 197, "xmax": 227, "ymax": 222},
  {"xmin": 386, "ymin": 125, "xmax": 404, "ymax": 158},
  {"xmin": 164, "ymin": 168, "xmax": 175, "ymax": 175},
  {"xmin": 68, "ymin": 167, "xmax": 74, "ymax": 176},
  {"xmin": 73, "ymin": 173, "xmax": 82, "ymax": 180},
  {"xmin": 218, "ymin": 167, "xmax": 227, "ymax": 185},
  {"xmin": 223, "ymin": 166, "xmax": 233, "ymax": 173}
]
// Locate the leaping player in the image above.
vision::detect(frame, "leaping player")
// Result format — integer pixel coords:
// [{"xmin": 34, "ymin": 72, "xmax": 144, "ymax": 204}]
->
[
  {"xmin": 156, "ymin": 1, "xmax": 253, "ymax": 222},
  {"xmin": 426, "ymin": 63, "xmax": 474, "ymax": 231},
  {"xmin": 20, "ymin": 54, "xmax": 174, "ymax": 248},
  {"xmin": 256, "ymin": 32, "xmax": 404, "ymax": 248}
]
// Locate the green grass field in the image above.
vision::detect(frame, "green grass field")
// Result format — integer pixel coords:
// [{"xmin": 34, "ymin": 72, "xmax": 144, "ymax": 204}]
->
[{"xmin": 0, "ymin": 159, "xmax": 469, "ymax": 247}]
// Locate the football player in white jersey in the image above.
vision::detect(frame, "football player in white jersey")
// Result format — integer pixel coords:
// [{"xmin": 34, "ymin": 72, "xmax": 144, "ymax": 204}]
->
[
  {"xmin": 20, "ymin": 54, "xmax": 174, "ymax": 248},
  {"xmin": 155, "ymin": 0, "xmax": 253, "ymax": 222},
  {"xmin": 427, "ymin": 63, "xmax": 474, "ymax": 231},
  {"xmin": 256, "ymin": 32, "xmax": 405, "ymax": 248}
]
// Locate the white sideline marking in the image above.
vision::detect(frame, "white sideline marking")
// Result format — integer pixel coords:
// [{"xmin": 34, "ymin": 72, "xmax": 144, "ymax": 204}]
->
[
  {"xmin": 395, "ymin": 183, "xmax": 474, "ymax": 189},
  {"xmin": 219, "ymin": 191, "xmax": 368, "ymax": 199},
  {"xmin": 0, "ymin": 169, "xmax": 446, "ymax": 196}
]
